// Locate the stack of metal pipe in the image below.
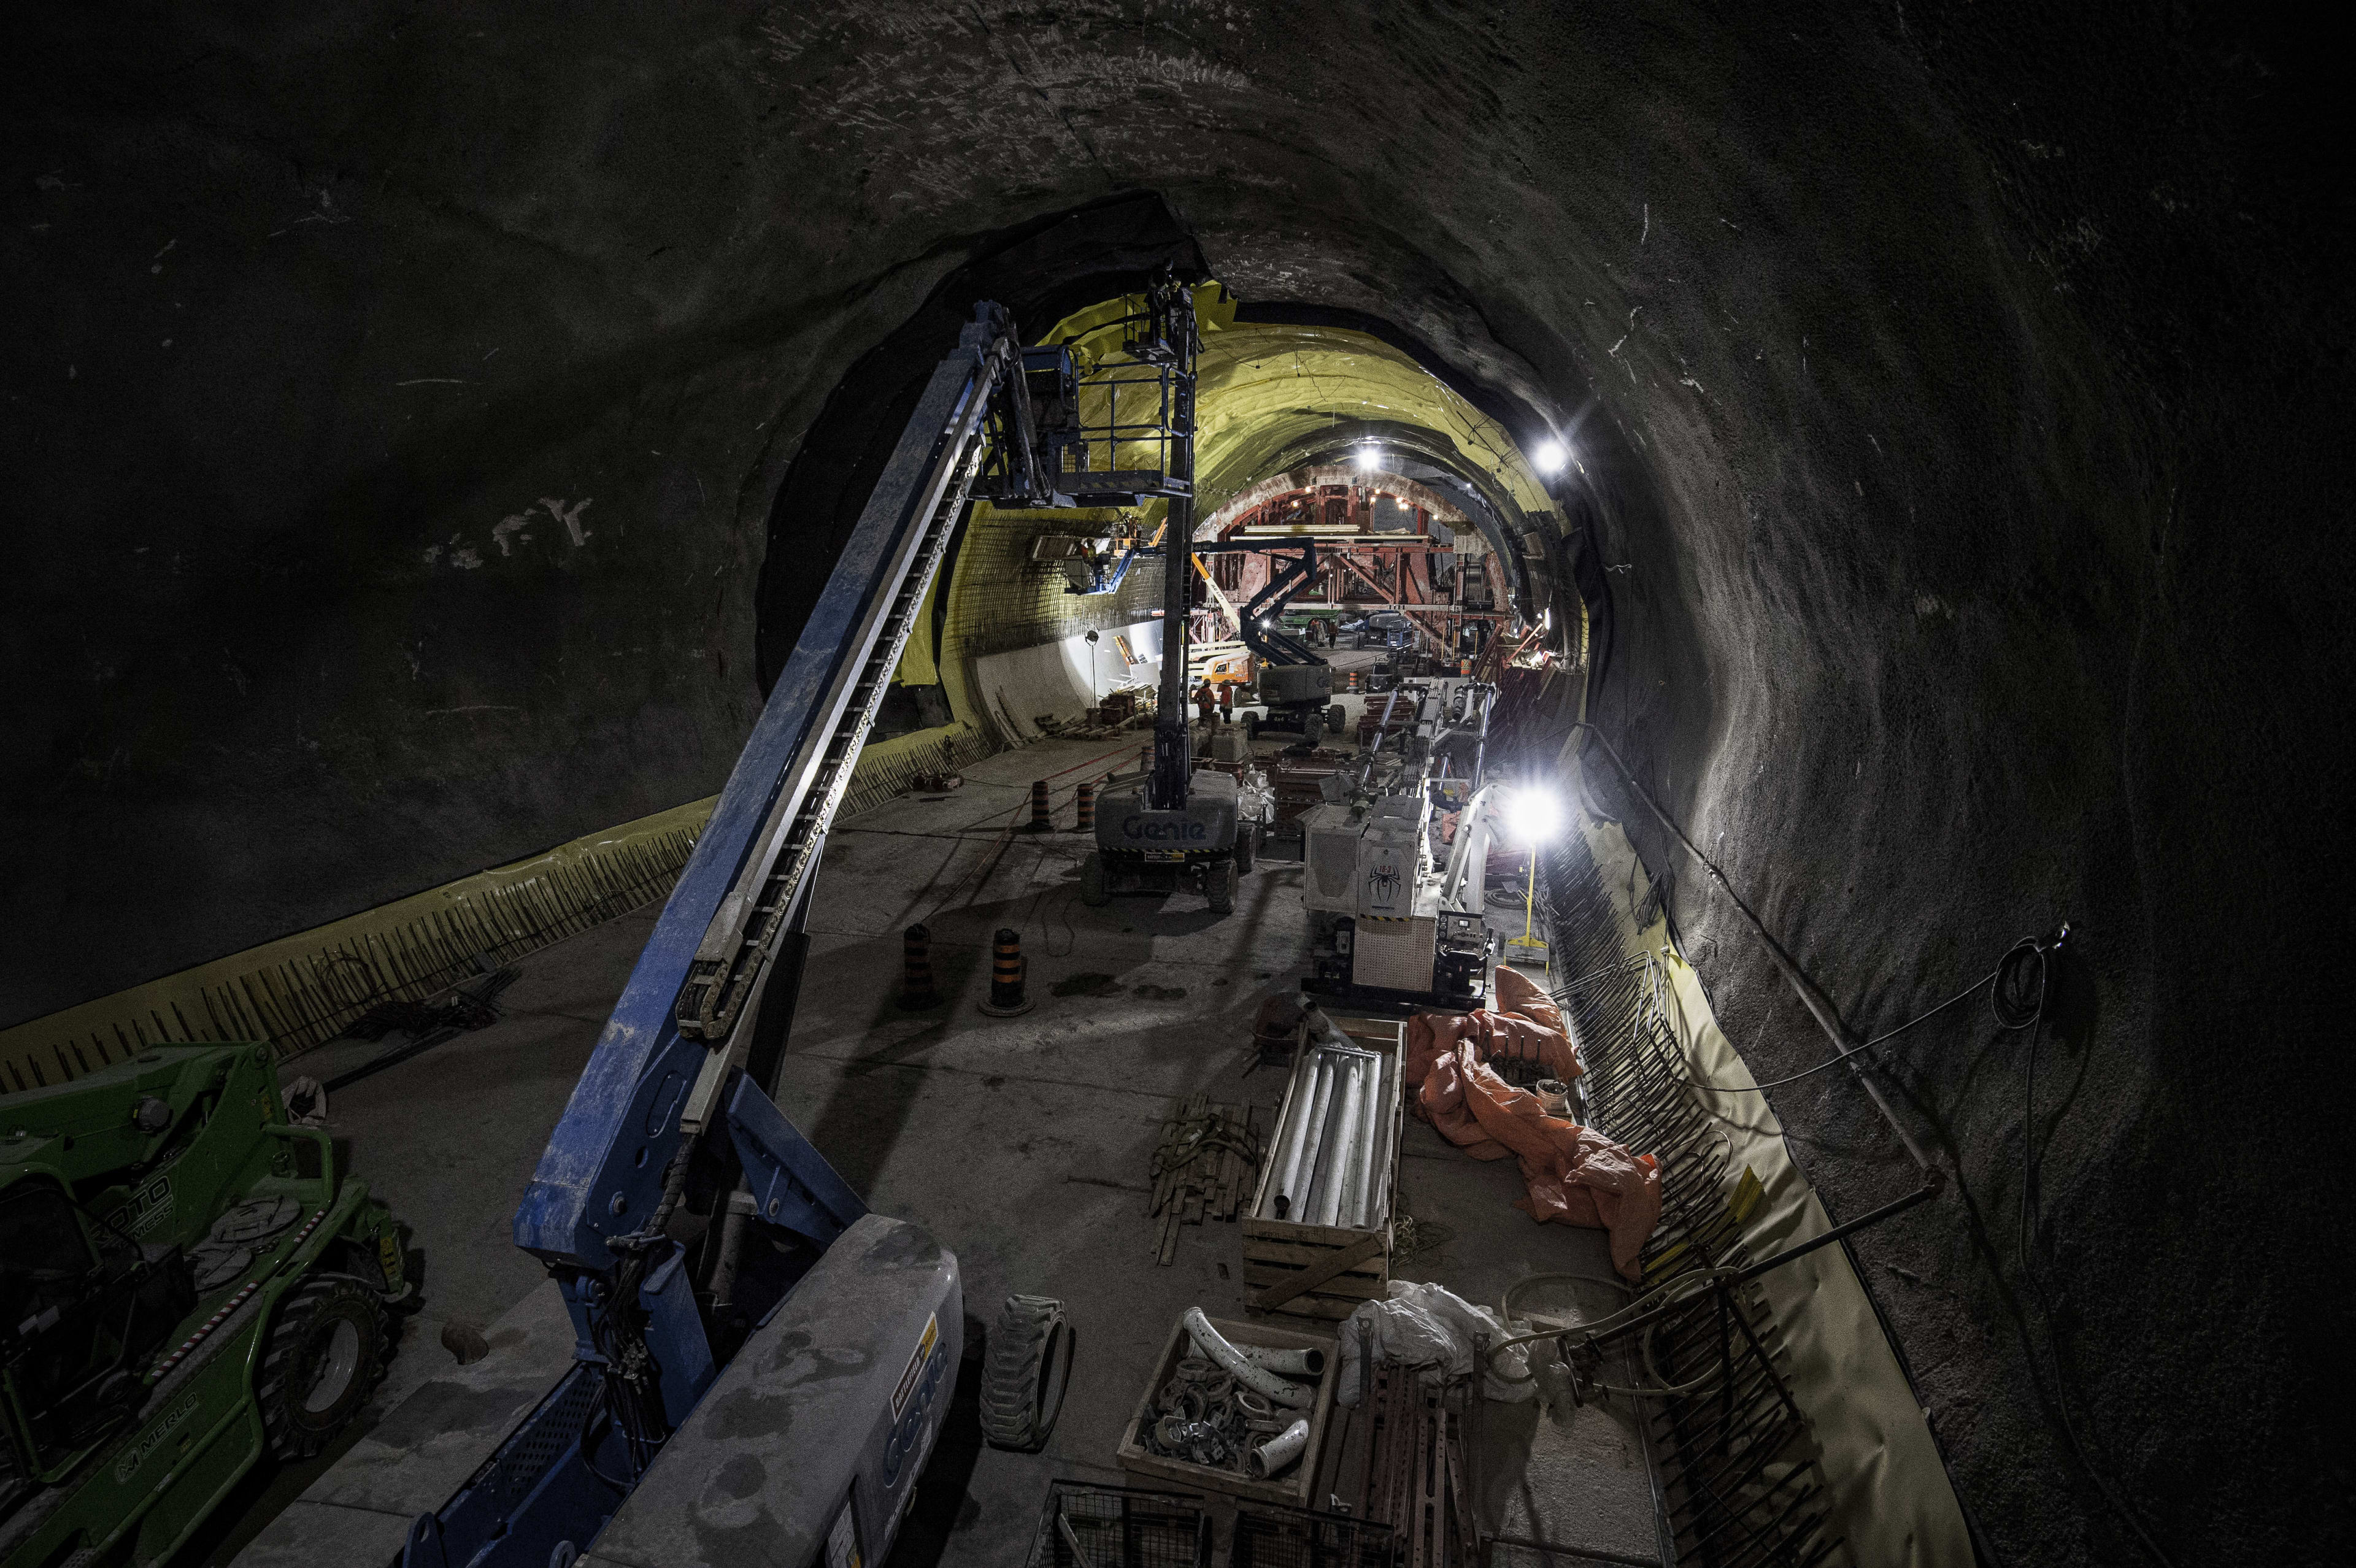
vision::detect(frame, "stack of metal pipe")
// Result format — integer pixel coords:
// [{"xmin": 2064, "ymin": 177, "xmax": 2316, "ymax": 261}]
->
[{"xmin": 1258, "ymin": 1027, "xmax": 1396, "ymax": 1229}]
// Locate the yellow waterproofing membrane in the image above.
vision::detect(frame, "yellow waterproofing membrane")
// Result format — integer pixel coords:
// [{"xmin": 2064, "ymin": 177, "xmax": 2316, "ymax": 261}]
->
[
  {"xmin": 0, "ymin": 799, "xmax": 712, "ymax": 1091},
  {"xmin": 1572, "ymin": 804, "xmax": 1973, "ymax": 1567},
  {"xmin": 1032, "ymin": 283, "xmax": 1557, "ymax": 528},
  {"xmin": 861, "ymin": 281, "xmax": 1562, "ymax": 785}
]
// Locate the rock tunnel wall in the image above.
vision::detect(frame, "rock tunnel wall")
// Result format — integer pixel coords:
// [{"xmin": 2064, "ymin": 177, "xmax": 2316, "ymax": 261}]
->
[{"xmin": 3, "ymin": 5, "xmax": 2343, "ymax": 1562}]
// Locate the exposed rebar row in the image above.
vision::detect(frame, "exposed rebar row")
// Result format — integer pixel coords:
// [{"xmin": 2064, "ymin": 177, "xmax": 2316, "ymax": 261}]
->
[
  {"xmin": 4, "ymin": 825, "xmax": 702, "ymax": 1091},
  {"xmin": 1538, "ymin": 827, "xmax": 1836, "ymax": 1568}
]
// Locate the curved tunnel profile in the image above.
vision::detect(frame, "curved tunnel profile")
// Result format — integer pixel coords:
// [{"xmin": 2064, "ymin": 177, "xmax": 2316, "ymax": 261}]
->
[{"xmin": 2, "ymin": 6, "xmax": 2346, "ymax": 1568}]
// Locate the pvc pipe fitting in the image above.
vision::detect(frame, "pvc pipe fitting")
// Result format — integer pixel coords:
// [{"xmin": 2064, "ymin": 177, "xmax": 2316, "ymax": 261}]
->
[
  {"xmin": 1271, "ymin": 1054, "xmax": 1326, "ymax": 1218},
  {"xmin": 1338, "ymin": 1056, "xmax": 1374, "ymax": 1228},
  {"xmin": 1249, "ymin": 1417, "xmax": 1312, "ymax": 1478},
  {"xmin": 1361, "ymin": 1047, "xmax": 1399, "ymax": 1229},
  {"xmin": 1183, "ymin": 1308, "xmax": 1313, "ymax": 1409},
  {"xmin": 1320, "ymin": 1057, "xmax": 1365, "ymax": 1226},
  {"xmin": 1234, "ymin": 1344, "xmax": 1327, "ymax": 1377},
  {"xmin": 1289, "ymin": 1061, "xmax": 1339, "ymax": 1220}
]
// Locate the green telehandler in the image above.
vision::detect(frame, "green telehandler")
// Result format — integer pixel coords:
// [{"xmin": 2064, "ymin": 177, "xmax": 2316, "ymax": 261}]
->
[{"xmin": 0, "ymin": 1042, "xmax": 412, "ymax": 1567}]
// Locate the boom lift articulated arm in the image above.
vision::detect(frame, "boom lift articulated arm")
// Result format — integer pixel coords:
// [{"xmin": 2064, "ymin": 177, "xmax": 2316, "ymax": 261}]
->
[
  {"xmin": 1200, "ymin": 539, "xmax": 1324, "ymax": 668},
  {"xmin": 387, "ymin": 291, "xmax": 1190, "ymax": 1568}
]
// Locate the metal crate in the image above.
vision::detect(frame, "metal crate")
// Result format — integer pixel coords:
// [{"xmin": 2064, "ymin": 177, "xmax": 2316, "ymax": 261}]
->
[
  {"xmin": 1232, "ymin": 1501, "xmax": 1399, "ymax": 1568},
  {"xmin": 1023, "ymin": 1481, "xmax": 1213, "ymax": 1568}
]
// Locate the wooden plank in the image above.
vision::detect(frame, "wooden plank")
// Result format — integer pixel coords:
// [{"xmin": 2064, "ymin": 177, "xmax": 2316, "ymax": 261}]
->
[
  {"xmin": 1244, "ymin": 1264, "xmax": 1387, "ymax": 1302},
  {"xmin": 1242, "ymin": 1211, "xmax": 1390, "ymax": 1245},
  {"xmin": 1409, "ymin": 1390, "xmax": 1434, "ymax": 1568},
  {"xmin": 1244, "ymin": 1262, "xmax": 1385, "ymax": 1299},
  {"xmin": 1242, "ymin": 1248, "xmax": 1387, "ymax": 1285},
  {"xmin": 1250, "ymin": 1230, "xmax": 1388, "ymax": 1311},
  {"xmin": 1242, "ymin": 1236, "xmax": 1390, "ymax": 1274}
]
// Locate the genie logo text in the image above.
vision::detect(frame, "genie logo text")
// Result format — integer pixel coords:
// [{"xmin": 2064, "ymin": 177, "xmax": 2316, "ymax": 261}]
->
[{"xmin": 1122, "ymin": 818, "xmax": 1208, "ymax": 842}]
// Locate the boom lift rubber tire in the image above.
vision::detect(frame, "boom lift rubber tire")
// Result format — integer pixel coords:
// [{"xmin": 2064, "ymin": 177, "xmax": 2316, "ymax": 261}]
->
[
  {"xmin": 1326, "ymin": 703, "xmax": 1346, "ymax": 732},
  {"xmin": 1234, "ymin": 827, "xmax": 1257, "ymax": 876},
  {"xmin": 260, "ymin": 1274, "xmax": 388, "ymax": 1460},
  {"xmin": 977, "ymin": 1294, "xmax": 1073, "ymax": 1453},
  {"xmin": 1304, "ymin": 715, "xmax": 1323, "ymax": 748},
  {"xmin": 1207, "ymin": 858, "xmax": 1239, "ymax": 915},
  {"xmin": 1080, "ymin": 853, "xmax": 1109, "ymax": 907}
]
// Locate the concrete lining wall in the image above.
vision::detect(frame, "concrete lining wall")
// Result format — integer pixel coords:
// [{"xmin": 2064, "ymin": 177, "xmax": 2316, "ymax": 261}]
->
[{"xmin": 971, "ymin": 620, "xmax": 1161, "ymax": 745}]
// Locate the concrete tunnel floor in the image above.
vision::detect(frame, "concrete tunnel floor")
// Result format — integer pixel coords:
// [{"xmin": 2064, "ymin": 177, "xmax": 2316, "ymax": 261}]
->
[{"xmin": 202, "ymin": 719, "xmax": 1656, "ymax": 1566}]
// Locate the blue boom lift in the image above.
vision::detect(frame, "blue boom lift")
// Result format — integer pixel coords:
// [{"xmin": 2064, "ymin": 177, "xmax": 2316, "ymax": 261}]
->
[{"xmin": 248, "ymin": 283, "xmax": 1208, "ymax": 1568}]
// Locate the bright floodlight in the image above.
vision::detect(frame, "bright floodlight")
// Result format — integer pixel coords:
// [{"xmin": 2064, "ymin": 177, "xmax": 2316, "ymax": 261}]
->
[
  {"xmin": 1504, "ymin": 786, "xmax": 1565, "ymax": 845},
  {"xmin": 1355, "ymin": 445, "xmax": 1382, "ymax": 472},
  {"xmin": 1533, "ymin": 438, "xmax": 1568, "ymax": 474}
]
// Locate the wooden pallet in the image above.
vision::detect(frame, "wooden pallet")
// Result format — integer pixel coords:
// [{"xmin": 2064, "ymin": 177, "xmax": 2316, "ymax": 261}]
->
[
  {"xmin": 1148, "ymin": 1095, "xmax": 1261, "ymax": 1266},
  {"xmin": 1242, "ymin": 1018, "xmax": 1403, "ymax": 1318}
]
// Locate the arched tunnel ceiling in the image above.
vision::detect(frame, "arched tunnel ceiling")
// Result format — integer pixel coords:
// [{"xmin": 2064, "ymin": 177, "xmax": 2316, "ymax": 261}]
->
[
  {"xmin": 1191, "ymin": 320, "xmax": 1557, "ymax": 528},
  {"xmin": 4, "ymin": 6, "xmax": 2345, "ymax": 1564},
  {"xmin": 1032, "ymin": 285, "xmax": 1560, "ymax": 528},
  {"xmin": 918, "ymin": 290, "xmax": 1560, "ymax": 715}
]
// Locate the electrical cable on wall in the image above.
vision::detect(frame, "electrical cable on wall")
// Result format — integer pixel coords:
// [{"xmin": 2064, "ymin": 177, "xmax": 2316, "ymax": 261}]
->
[
  {"xmin": 2002, "ymin": 932, "xmax": 2179, "ymax": 1568},
  {"xmin": 1677, "ymin": 932, "xmax": 2050, "ymax": 1095},
  {"xmin": 1677, "ymin": 962, "xmax": 2003, "ymax": 1092},
  {"xmin": 1555, "ymin": 726, "xmax": 2181, "ymax": 1566}
]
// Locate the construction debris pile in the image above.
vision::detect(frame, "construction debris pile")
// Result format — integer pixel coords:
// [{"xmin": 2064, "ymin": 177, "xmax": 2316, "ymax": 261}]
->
[
  {"xmin": 1148, "ymin": 1096, "xmax": 1263, "ymax": 1264},
  {"xmin": 1334, "ymin": 1280, "xmax": 1533, "ymax": 1407},
  {"xmin": 1407, "ymin": 966, "xmax": 1663, "ymax": 1280}
]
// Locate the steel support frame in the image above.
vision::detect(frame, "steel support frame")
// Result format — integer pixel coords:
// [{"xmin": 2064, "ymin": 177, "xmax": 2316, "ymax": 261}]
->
[{"xmin": 1331, "ymin": 548, "xmax": 1453, "ymax": 647}]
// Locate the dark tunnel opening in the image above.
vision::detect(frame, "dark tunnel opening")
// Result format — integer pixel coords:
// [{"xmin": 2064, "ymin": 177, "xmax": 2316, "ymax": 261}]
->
[{"xmin": 3, "ymin": 4, "xmax": 2348, "ymax": 1566}]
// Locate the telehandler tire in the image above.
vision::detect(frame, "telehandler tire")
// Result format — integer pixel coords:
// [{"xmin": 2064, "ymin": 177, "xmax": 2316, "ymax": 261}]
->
[
  {"xmin": 260, "ymin": 1274, "xmax": 387, "ymax": 1459},
  {"xmin": 978, "ymin": 1294, "xmax": 1072, "ymax": 1453}
]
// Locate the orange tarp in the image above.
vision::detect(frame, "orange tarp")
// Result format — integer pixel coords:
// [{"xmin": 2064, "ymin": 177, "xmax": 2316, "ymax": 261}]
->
[{"xmin": 1403, "ymin": 969, "xmax": 1663, "ymax": 1282}]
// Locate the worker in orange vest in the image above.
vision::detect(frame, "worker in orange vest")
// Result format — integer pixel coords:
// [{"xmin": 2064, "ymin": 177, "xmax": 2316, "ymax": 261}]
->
[{"xmin": 1195, "ymin": 678, "xmax": 1218, "ymax": 725}]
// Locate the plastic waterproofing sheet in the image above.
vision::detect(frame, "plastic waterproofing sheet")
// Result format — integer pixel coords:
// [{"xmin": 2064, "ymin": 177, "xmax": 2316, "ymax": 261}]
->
[{"xmin": 1575, "ymin": 809, "xmax": 1971, "ymax": 1568}]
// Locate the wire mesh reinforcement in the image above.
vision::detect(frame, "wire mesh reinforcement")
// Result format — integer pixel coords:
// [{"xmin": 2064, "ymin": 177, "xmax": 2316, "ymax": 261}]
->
[
  {"xmin": 1023, "ymin": 1482, "xmax": 1212, "ymax": 1568},
  {"xmin": 1536, "ymin": 830, "xmax": 1836, "ymax": 1568}
]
